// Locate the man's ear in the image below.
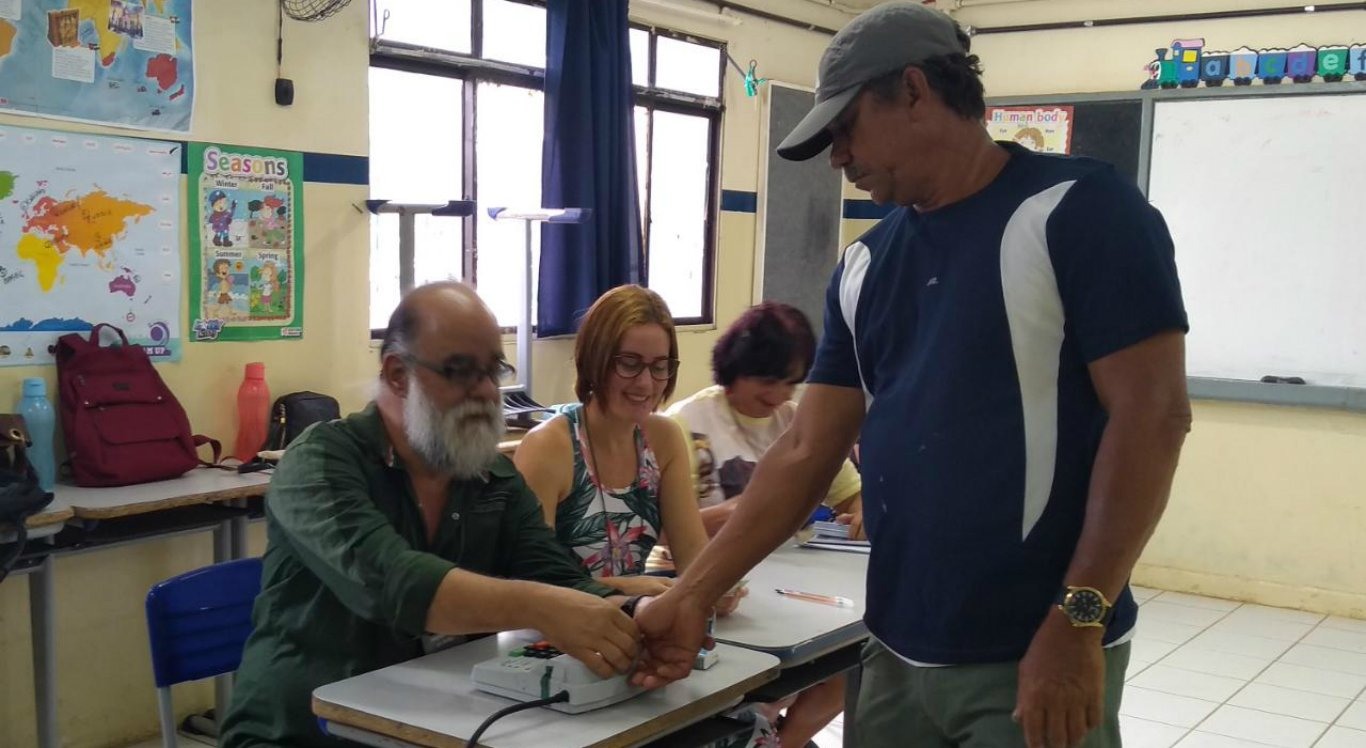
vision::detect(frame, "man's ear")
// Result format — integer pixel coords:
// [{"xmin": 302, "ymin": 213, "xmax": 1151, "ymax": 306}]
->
[
  {"xmin": 381, "ymin": 355, "xmax": 410, "ymax": 398},
  {"xmin": 902, "ymin": 66, "xmax": 930, "ymax": 110}
]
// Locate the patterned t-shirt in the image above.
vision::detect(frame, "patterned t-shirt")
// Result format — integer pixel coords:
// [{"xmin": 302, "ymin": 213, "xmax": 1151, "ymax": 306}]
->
[{"xmin": 553, "ymin": 404, "xmax": 662, "ymax": 578}]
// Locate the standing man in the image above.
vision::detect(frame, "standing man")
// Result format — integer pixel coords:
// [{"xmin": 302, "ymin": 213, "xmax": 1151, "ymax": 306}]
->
[{"xmin": 632, "ymin": 4, "xmax": 1191, "ymax": 748}]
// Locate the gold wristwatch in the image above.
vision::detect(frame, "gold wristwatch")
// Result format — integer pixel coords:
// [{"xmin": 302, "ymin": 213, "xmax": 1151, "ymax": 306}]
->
[{"xmin": 1055, "ymin": 586, "xmax": 1115, "ymax": 628}]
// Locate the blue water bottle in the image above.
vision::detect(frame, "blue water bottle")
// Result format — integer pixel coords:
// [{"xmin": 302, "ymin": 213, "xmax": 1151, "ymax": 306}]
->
[{"xmin": 17, "ymin": 377, "xmax": 56, "ymax": 492}]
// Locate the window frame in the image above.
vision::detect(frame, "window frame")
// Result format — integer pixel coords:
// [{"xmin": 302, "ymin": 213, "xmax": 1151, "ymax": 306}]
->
[{"xmin": 368, "ymin": 0, "xmax": 726, "ymax": 337}]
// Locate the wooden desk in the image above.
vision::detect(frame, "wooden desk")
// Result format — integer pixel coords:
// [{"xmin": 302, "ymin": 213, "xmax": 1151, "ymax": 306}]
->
[
  {"xmin": 0, "ymin": 497, "xmax": 73, "ymax": 544},
  {"xmin": 13, "ymin": 469, "xmax": 271, "ymax": 748},
  {"xmin": 314, "ymin": 631, "xmax": 780, "ymax": 748},
  {"xmin": 57, "ymin": 468, "xmax": 271, "ymax": 520}
]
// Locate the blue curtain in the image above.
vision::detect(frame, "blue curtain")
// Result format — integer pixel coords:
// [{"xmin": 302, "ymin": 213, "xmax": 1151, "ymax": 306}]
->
[{"xmin": 539, "ymin": 0, "xmax": 643, "ymax": 337}]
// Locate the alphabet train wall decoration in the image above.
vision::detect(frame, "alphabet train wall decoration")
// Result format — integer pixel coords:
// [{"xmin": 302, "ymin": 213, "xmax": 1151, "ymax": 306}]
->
[{"xmin": 1143, "ymin": 38, "xmax": 1366, "ymax": 89}]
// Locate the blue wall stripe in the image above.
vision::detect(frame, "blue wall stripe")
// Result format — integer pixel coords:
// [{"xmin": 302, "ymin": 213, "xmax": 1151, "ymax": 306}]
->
[
  {"xmin": 720, "ymin": 189, "xmax": 757, "ymax": 213},
  {"xmin": 172, "ymin": 144, "xmax": 368, "ymax": 185},
  {"xmin": 842, "ymin": 199, "xmax": 894, "ymax": 220},
  {"xmin": 301, "ymin": 152, "xmax": 369, "ymax": 185},
  {"xmin": 721, "ymin": 190, "xmax": 893, "ymax": 222}
]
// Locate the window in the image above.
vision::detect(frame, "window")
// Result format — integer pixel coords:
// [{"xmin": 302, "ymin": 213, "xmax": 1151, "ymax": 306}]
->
[{"xmin": 368, "ymin": 0, "xmax": 723, "ymax": 332}]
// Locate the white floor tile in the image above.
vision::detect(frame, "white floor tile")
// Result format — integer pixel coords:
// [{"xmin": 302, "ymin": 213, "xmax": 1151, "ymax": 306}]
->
[
  {"xmin": 1144, "ymin": 618, "xmax": 1215, "ymax": 644},
  {"xmin": 1190, "ymin": 630, "xmax": 1297, "ymax": 660},
  {"xmin": 1227, "ymin": 605, "xmax": 1325, "ymax": 627},
  {"xmin": 1281, "ymin": 645, "xmax": 1366, "ymax": 677},
  {"xmin": 1162, "ymin": 644, "xmax": 1274, "ymax": 680},
  {"xmin": 1315, "ymin": 725, "xmax": 1366, "ymax": 747},
  {"xmin": 1197, "ymin": 705, "xmax": 1327, "ymax": 747},
  {"xmin": 1177, "ymin": 732, "xmax": 1282, "ymax": 747},
  {"xmin": 1304, "ymin": 628, "xmax": 1366, "ymax": 655},
  {"xmin": 1255, "ymin": 662, "xmax": 1366, "ymax": 700},
  {"xmin": 1131, "ymin": 665, "xmax": 1247, "ymax": 702},
  {"xmin": 1338, "ymin": 701, "xmax": 1366, "ymax": 732},
  {"xmin": 1122, "ymin": 715, "xmax": 1191, "ymax": 748},
  {"xmin": 1227, "ymin": 683, "xmax": 1350, "ymax": 723},
  {"xmin": 1320, "ymin": 617, "xmax": 1366, "ymax": 636},
  {"xmin": 1155, "ymin": 592, "xmax": 1242, "ymax": 612},
  {"xmin": 1135, "ymin": 636, "xmax": 1184, "ymax": 662},
  {"xmin": 1134, "ymin": 585, "xmax": 1163, "ymax": 603},
  {"xmin": 1210, "ymin": 616, "xmax": 1318, "ymax": 643},
  {"xmin": 1121, "ymin": 686, "xmax": 1222, "ymax": 728},
  {"xmin": 1129, "ymin": 658, "xmax": 1157, "ymax": 681},
  {"xmin": 1145, "ymin": 601, "xmax": 1238, "ymax": 628}
]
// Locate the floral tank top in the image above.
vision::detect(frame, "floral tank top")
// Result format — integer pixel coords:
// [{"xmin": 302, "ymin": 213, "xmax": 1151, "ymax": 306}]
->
[{"xmin": 555, "ymin": 404, "xmax": 663, "ymax": 578}]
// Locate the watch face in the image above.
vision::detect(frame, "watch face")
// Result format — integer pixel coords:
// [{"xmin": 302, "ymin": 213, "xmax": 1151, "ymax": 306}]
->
[{"xmin": 1066, "ymin": 589, "xmax": 1106, "ymax": 623}]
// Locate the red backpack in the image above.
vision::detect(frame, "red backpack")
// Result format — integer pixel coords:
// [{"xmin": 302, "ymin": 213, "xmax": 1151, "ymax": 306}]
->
[{"xmin": 55, "ymin": 324, "xmax": 218, "ymax": 487}]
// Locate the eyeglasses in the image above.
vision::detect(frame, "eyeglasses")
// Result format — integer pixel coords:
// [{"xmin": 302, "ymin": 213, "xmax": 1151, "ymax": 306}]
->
[
  {"xmin": 611, "ymin": 354, "xmax": 679, "ymax": 382},
  {"xmin": 405, "ymin": 354, "xmax": 517, "ymax": 390}
]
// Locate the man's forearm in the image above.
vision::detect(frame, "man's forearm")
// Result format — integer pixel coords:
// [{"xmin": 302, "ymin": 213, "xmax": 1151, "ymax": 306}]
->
[
  {"xmin": 676, "ymin": 429, "xmax": 844, "ymax": 604},
  {"xmin": 699, "ymin": 501, "xmax": 737, "ymax": 537},
  {"xmin": 1064, "ymin": 404, "xmax": 1190, "ymax": 602},
  {"xmin": 425, "ymin": 569, "xmax": 579, "ymax": 635}
]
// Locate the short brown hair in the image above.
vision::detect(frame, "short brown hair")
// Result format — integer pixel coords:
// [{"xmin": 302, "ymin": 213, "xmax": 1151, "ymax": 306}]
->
[{"xmin": 575, "ymin": 285, "xmax": 679, "ymax": 405}]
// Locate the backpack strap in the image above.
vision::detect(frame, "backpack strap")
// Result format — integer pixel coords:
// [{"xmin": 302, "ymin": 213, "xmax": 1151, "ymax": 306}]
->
[{"xmin": 193, "ymin": 434, "xmax": 234, "ymax": 471}]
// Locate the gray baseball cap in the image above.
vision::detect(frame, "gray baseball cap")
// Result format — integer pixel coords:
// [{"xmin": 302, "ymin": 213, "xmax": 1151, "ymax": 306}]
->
[{"xmin": 777, "ymin": 2, "xmax": 965, "ymax": 162}]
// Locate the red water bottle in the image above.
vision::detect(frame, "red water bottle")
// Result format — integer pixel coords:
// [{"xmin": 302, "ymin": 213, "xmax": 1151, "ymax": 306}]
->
[{"xmin": 235, "ymin": 362, "xmax": 271, "ymax": 463}]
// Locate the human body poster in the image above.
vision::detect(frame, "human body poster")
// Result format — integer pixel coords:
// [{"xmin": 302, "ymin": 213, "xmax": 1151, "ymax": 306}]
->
[
  {"xmin": 187, "ymin": 143, "xmax": 304, "ymax": 342},
  {"xmin": 985, "ymin": 106, "xmax": 1074, "ymax": 155},
  {"xmin": 0, "ymin": 0, "xmax": 195, "ymax": 132}
]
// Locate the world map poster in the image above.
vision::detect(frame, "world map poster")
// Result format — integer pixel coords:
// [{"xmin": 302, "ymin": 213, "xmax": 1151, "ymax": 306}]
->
[
  {"xmin": 0, "ymin": 0, "xmax": 194, "ymax": 132},
  {"xmin": 0, "ymin": 123, "xmax": 182, "ymax": 366}
]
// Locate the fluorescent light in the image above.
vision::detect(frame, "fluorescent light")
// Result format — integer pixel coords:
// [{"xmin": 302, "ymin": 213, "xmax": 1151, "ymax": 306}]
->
[
  {"xmin": 1305, "ymin": 4, "xmax": 1316, "ymax": 10},
  {"xmin": 632, "ymin": 0, "xmax": 743, "ymax": 26}
]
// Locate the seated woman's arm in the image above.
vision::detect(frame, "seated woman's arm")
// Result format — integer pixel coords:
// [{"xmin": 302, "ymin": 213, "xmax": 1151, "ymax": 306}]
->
[
  {"xmin": 512, "ymin": 417, "xmax": 573, "ymax": 528},
  {"xmin": 647, "ymin": 414, "xmax": 709, "ymax": 574}
]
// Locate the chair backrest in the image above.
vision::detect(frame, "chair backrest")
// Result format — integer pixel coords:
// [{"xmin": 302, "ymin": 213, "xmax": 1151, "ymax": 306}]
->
[{"xmin": 145, "ymin": 557, "xmax": 263, "ymax": 688}]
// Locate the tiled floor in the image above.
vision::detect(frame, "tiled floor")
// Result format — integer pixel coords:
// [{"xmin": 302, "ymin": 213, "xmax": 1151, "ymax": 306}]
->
[
  {"xmin": 1114, "ymin": 586, "xmax": 1366, "ymax": 747},
  {"xmin": 120, "ymin": 589, "xmax": 1366, "ymax": 748}
]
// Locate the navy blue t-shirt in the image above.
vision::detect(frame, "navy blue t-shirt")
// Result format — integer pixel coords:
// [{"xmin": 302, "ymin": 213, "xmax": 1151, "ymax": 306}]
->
[{"xmin": 810, "ymin": 143, "xmax": 1188, "ymax": 664}]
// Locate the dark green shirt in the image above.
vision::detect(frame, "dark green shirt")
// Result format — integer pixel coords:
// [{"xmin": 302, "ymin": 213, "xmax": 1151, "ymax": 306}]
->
[{"xmin": 220, "ymin": 404, "xmax": 613, "ymax": 748}]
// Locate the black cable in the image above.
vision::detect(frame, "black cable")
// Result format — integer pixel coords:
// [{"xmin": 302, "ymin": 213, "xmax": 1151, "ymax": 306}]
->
[
  {"xmin": 467, "ymin": 691, "xmax": 570, "ymax": 747},
  {"xmin": 276, "ymin": 0, "xmax": 285, "ymax": 76}
]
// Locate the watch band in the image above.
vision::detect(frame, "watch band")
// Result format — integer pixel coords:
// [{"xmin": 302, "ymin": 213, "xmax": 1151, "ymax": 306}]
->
[{"xmin": 619, "ymin": 595, "xmax": 644, "ymax": 618}]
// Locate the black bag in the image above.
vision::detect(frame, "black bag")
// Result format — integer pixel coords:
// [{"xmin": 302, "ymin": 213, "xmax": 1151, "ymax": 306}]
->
[
  {"xmin": 1, "ymin": 414, "xmax": 55, "ymax": 584},
  {"xmin": 260, "ymin": 391, "xmax": 340, "ymax": 453}
]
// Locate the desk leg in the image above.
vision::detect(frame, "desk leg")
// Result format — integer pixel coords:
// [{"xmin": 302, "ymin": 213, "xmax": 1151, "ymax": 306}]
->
[
  {"xmin": 213, "ymin": 520, "xmax": 232, "ymax": 563},
  {"xmin": 211, "ymin": 519, "xmax": 237, "ymax": 729},
  {"xmin": 229, "ymin": 514, "xmax": 248, "ymax": 560},
  {"xmin": 843, "ymin": 661, "xmax": 861, "ymax": 748},
  {"xmin": 30, "ymin": 555, "xmax": 58, "ymax": 748}
]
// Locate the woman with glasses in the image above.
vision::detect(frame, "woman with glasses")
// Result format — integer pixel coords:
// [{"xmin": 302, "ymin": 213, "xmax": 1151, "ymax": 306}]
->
[
  {"xmin": 664, "ymin": 301, "xmax": 863, "ymax": 748},
  {"xmin": 515, "ymin": 285, "xmax": 709, "ymax": 599}
]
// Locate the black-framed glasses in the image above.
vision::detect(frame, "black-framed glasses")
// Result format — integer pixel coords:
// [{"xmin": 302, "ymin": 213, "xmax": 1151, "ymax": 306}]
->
[
  {"xmin": 611, "ymin": 354, "xmax": 679, "ymax": 382},
  {"xmin": 405, "ymin": 354, "xmax": 517, "ymax": 389}
]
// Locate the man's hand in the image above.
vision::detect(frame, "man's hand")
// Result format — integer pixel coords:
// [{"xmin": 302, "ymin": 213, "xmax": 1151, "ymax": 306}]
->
[
  {"xmin": 531, "ymin": 586, "xmax": 641, "ymax": 679},
  {"xmin": 1014, "ymin": 611, "xmax": 1106, "ymax": 748},
  {"xmin": 629, "ymin": 588, "xmax": 712, "ymax": 689},
  {"xmin": 603, "ymin": 575, "xmax": 675, "ymax": 597},
  {"xmin": 835, "ymin": 509, "xmax": 865, "ymax": 541},
  {"xmin": 714, "ymin": 583, "xmax": 749, "ymax": 617}
]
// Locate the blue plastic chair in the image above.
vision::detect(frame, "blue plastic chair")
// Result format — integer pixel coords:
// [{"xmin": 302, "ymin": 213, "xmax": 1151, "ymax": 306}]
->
[{"xmin": 145, "ymin": 557, "xmax": 262, "ymax": 747}]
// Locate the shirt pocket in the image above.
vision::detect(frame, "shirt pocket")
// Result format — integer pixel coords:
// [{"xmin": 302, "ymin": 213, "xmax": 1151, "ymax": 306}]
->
[{"xmin": 454, "ymin": 493, "xmax": 509, "ymax": 572}]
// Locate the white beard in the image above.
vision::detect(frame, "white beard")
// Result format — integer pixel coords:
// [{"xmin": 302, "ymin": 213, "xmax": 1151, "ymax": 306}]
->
[{"xmin": 403, "ymin": 379, "xmax": 506, "ymax": 479}]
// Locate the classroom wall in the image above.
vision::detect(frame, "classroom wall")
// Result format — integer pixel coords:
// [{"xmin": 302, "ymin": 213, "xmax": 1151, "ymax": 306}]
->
[
  {"xmin": 0, "ymin": 3, "xmax": 372, "ymax": 746},
  {"xmin": 0, "ymin": 2, "xmax": 840, "ymax": 746},
  {"xmin": 951, "ymin": 0, "xmax": 1366, "ymax": 616}
]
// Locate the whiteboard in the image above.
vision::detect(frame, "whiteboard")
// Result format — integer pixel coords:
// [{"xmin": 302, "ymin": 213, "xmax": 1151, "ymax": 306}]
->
[{"xmin": 1148, "ymin": 93, "xmax": 1366, "ymax": 387}]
